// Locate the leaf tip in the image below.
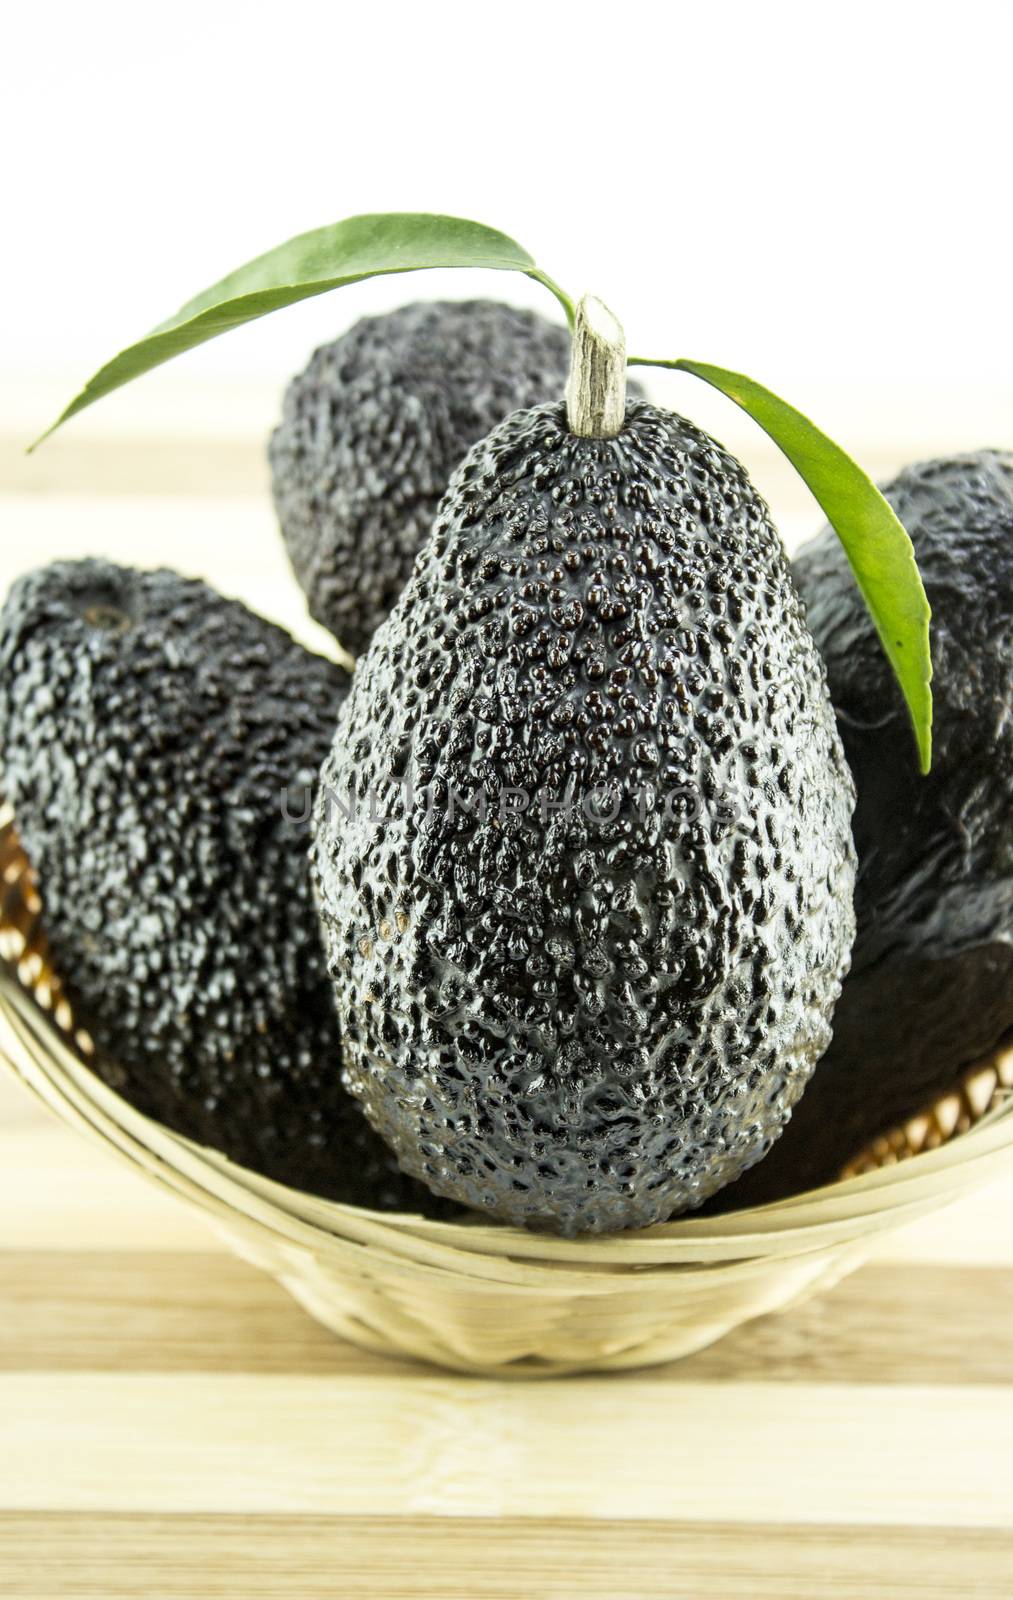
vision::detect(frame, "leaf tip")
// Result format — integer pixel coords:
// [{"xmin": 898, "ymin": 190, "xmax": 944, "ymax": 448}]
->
[
  {"xmin": 27, "ymin": 417, "xmax": 65, "ymax": 453},
  {"xmin": 918, "ymin": 715, "xmax": 933, "ymax": 776}
]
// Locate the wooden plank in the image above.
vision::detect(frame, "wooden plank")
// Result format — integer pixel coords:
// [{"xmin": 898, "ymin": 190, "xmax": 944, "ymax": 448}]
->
[
  {"xmin": 0, "ymin": 1123, "xmax": 219, "ymax": 1252},
  {"xmin": 0, "ymin": 435, "xmax": 270, "ymax": 498},
  {"xmin": 3, "ymin": 1371, "xmax": 1012, "ymax": 1525},
  {"xmin": 0, "ymin": 1251, "xmax": 414, "ymax": 1377},
  {"xmin": 3, "ymin": 1253, "xmax": 1013, "ymax": 1387},
  {"xmin": 2, "ymin": 1514, "xmax": 1010, "ymax": 1600}
]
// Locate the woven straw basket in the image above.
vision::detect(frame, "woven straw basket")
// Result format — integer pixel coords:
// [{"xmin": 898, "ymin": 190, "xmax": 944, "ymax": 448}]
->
[{"xmin": 3, "ymin": 811, "xmax": 1012, "ymax": 1378}]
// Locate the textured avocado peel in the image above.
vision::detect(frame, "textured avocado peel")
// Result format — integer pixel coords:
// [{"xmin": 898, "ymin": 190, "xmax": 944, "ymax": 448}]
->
[
  {"xmin": 271, "ymin": 300, "xmax": 644, "ymax": 656},
  {"xmin": 0, "ymin": 559, "xmax": 455, "ymax": 1214},
  {"xmin": 713, "ymin": 450, "xmax": 1013, "ymax": 1208},
  {"xmin": 313, "ymin": 392, "xmax": 857, "ymax": 1234}
]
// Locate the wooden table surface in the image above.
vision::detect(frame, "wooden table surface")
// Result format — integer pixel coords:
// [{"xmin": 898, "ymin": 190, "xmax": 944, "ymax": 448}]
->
[{"xmin": 3, "ymin": 413, "xmax": 1013, "ymax": 1597}]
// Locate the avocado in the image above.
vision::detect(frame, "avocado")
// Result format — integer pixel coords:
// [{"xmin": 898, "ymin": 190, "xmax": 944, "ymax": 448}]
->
[
  {"xmin": 0, "ymin": 559, "xmax": 453, "ymax": 1213},
  {"xmin": 270, "ymin": 300, "xmax": 641, "ymax": 656},
  {"xmin": 712, "ymin": 451, "xmax": 1013, "ymax": 1207},
  {"xmin": 312, "ymin": 399, "xmax": 857, "ymax": 1233}
]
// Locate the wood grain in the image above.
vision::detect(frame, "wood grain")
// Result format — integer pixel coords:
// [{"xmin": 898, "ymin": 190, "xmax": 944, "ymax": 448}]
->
[
  {"xmin": 3, "ymin": 1252, "xmax": 1013, "ymax": 1386},
  {"xmin": 5, "ymin": 1370, "xmax": 1013, "ymax": 1524},
  {"xmin": 3, "ymin": 1515, "xmax": 1010, "ymax": 1600}
]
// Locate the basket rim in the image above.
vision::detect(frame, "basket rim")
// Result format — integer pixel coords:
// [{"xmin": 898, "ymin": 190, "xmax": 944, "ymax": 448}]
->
[{"xmin": 4, "ymin": 967, "xmax": 1012, "ymax": 1280}]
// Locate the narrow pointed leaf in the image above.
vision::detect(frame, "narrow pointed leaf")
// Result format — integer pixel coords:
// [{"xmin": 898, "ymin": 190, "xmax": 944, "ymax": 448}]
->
[
  {"xmin": 33, "ymin": 213, "xmax": 573, "ymax": 448},
  {"xmin": 632, "ymin": 356, "xmax": 933, "ymax": 772}
]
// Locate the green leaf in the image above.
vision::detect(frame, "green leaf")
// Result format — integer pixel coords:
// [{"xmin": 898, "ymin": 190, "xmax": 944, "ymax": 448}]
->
[
  {"xmin": 631, "ymin": 356, "xmax": 933, "ymax": 772},
  {"xmin": 32, "ymin": 213, "xmax": 574, "ymax": 448}
]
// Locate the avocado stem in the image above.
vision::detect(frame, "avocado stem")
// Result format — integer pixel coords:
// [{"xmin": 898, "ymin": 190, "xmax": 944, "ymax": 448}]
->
[{"xmin": 566, "ymin": 295, "xmax": 627, "ymax": 439}]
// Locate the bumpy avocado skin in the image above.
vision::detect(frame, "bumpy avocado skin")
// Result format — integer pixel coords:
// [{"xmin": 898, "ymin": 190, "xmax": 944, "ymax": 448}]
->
[
  {"xmin": 712, "ymin": 451, "xmax": 1013, "ymax": 1208},
  {"xmin": 312, "ymin": 401, "xmax": 857, "ymax": 1234},
  {"xmin": 270, "ymin": 301, "xmax": 641, "ymax": 657},
  {"xmin": 0, "ymin": 560, "xmax": 452, "ymax": 1213}
]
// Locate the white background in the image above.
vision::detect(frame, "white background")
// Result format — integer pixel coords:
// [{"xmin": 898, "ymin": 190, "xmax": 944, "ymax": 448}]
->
[{"xmin": 4, "ymin": 1, "xmax": 1011, "ymax": 456}]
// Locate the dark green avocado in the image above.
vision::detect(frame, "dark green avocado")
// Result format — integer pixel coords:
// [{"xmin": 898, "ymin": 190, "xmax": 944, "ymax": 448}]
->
[
  {"xmin": 0, "ymin": 559, "xmax": 454, "ymax": 1214},
  {"xmin": 312, "ymin": 399, "xmax": 857, "ymax": 1234},
  {"xmin": 712, "ymin": 450, "xmax": 1013, "ymax": 1208},
  {"xmin": 269, "ymin": 300, "xmax": 641, "ymax": 657}
]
